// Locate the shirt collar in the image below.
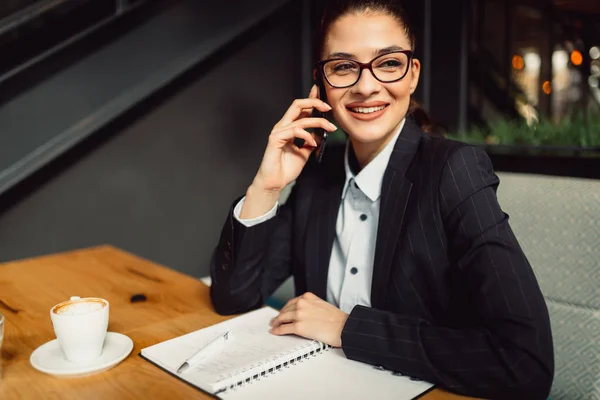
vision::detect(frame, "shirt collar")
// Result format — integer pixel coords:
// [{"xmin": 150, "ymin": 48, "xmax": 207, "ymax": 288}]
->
[{"xmin": 342, "ymin": 118, "xmax": 406, "ymax": 202}]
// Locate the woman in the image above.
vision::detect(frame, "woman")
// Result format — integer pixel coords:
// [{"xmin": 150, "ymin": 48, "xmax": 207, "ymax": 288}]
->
[{"xmin": 209, "ymin": 0, "xmax": 554, "ymax": 398}]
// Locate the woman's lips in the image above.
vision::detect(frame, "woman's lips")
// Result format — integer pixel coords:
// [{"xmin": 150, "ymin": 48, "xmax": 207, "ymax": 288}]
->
[{"xmin": 346, "ymin": 104, "xmax": 389, "ymax": 121}]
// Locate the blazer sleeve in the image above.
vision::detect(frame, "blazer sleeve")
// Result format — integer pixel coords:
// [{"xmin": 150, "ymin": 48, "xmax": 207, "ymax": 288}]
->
[
  {"xmin": 209, "ymin": 186, "xmax": 297, "ymax": 315},
  {"xmin": 341, "ymin": 146, "xmax": 554, "ymax": 400}
]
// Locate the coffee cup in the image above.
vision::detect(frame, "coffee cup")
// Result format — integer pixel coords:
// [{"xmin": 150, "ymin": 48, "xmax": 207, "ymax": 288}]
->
[{"xmin": 50, "ymin": 296, "xmax": 109, "ymax": 363}]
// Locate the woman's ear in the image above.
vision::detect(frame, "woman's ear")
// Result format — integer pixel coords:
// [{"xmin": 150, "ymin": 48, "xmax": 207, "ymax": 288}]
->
[{"xmin": 409, "ymin": 59, "xmax": 421, "ymax": 95}]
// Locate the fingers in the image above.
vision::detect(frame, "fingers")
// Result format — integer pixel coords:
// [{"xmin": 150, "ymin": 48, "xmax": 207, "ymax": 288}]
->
[
  {"xmin": 273, "ymin": 292, "xmax": 320, "ymax": 326},
  {"xmin": 313, "ymin": 83, "xmax": 321, "ymax": 101},
  {"xmin": 271, "ymin": 119, "xmax": 336, "ymax": 149},
  {"xmin": 298, "ymin": 85, "xmax": 321, "ymax": 119},
  {"xmin": 278, "ymin": 98, "xmax": 331, "ymax": 128},
  {"xmin": 270, "ymin": 127, "xmax": 317, "ymax": 148},
  {"xmin": 309, "ymin": 84, "xmax": 318, "ymax": 99},
  {"xmin": 275, "ymin": 84, "xmax": 332, "ymax": 129},
  {"xmin": 276, "ymin": 300, "xmax": 299, "ymax": 318},
  {"xmin": 269, "ymin": 322, "xmax": 297, "ymax": 336},
  {"xmin": 279, "ymin": 292, "xmax": 318, "ymax": 314},
  {"xmin": 269, "ymin": 310, "xmax": 296, "ymax": 329},
  {"xmin": 293, "ymin": 143, "xmax": 317, "ymax": 162},
  {"xmin": 277, "ymin": 118, "xmax": 337, "ymax": 133}
]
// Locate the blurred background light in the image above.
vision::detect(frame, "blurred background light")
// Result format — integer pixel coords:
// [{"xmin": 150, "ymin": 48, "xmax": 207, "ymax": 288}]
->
[
  {"xmin": 512, "ymin": 54, "xmax": 525, "ymax": 71},
  {"xmin": 553, "ymin": 50, "xmax": 569, "ymax": 71},
  {"xmin": 542, "ymin": 80, "xmax": 552, "ymax": 94},
  {"xmin": 570, "ymin": 50, "xmax": 583, "ymax": 66},
  {"xmin": 524, "ymin": 52, "xmax": 541, "ymax": 73}
]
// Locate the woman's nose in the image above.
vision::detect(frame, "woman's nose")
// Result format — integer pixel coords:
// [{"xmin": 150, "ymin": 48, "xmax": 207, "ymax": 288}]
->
[{"xmin": 351, "ymin": 68, "xmax": 381, "ymax": 97}]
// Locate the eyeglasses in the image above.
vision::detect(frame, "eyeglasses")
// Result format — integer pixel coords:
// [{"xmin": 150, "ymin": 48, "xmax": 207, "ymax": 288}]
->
[{"xmin": 317, "ymin": 50, "xmax": 414, "ymax": 88}]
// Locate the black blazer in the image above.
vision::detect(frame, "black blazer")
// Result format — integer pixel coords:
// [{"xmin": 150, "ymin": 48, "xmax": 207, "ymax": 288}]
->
[{"xmin": 209, "ymin": 119, "xmax": 554, "ymax": 400}]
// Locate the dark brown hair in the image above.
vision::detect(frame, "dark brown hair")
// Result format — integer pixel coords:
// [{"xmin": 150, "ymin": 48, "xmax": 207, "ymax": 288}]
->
[{"xmin": 314, "ymin": 0, "xmax": 444, "ymax": 136}]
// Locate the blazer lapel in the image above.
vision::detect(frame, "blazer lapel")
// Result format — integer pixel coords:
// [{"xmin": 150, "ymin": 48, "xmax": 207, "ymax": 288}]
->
[
  {"xmin": 371, "ymin": 119, "xmax": 422, "ymax": 308},
  {"xmin": 305, "ymin": 157, "xmax": 345, "ymax": 300}
]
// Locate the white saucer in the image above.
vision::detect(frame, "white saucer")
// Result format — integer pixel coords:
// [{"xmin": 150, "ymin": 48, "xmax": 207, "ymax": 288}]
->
[{"xmin": 30, "ymin": 332, "xmax": 134, "ymax": 378}]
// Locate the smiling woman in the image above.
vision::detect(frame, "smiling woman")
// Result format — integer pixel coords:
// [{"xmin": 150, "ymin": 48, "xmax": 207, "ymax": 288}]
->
[
  {"xmin": 316, "ymin": 9, "xmax": 420, "ymax": 166},
  {"xmin": 209, "ymin": 1, "xmax": 554, "ymax": 399}
]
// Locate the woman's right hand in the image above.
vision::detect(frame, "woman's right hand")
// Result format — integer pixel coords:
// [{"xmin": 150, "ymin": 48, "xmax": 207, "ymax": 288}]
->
[
  {"xmin": 255, "ymin": 84, "xmax": 336, "ymax": 192},
  {"xmin": 240, "ymin": 85, "xmax": 337, "ymax": 219}
]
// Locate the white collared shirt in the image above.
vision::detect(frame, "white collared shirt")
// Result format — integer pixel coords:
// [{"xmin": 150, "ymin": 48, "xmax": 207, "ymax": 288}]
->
[
  {"xmin": 234, "ymin": 119, "xmax": 405, "ymax": 314},
  {"xmin": 326, "ymin": 119, "xmax": 404, "ymax": 313}
]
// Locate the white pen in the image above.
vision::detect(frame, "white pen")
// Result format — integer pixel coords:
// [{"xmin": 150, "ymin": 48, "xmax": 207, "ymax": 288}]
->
[{"xmin": 176, "ymin": 330, "xmax": 232, "ymax": 374}]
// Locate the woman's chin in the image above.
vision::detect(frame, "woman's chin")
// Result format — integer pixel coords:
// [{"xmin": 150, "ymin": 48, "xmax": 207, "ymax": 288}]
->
[
  {"xmin": 345, "ymin": 126, "xmax": 393, "ymax": 144},
  {"xmin": 340, "ymin": 115, "xmax": 405, "ymax": 146}
]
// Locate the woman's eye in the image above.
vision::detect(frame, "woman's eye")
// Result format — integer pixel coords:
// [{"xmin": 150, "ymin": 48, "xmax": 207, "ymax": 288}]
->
[
  {"xmin": 378, "ymin": 59, "xmax": 403, "ymax": 68},
  {"xmin": 333, "ymin": 62, "xmax": 356, "ymax": 72}
]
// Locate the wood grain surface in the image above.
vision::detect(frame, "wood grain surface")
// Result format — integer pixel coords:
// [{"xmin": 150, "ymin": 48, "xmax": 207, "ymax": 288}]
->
[{"xmin": 0, "ymin": 246, "xmax": 478, "ymax": 400}]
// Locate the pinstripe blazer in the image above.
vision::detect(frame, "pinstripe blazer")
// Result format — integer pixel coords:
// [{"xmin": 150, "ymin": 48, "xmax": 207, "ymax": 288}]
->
[{"xmin": 209, "ymin": 118, "xmax": 554, "ymax": 400}]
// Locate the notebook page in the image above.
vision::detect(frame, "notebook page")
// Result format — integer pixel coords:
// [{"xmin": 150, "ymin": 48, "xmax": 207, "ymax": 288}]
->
[
  {"xmin": 141, "ymin": 307, "xmax": 321, "ymax": 392},
  {"xmin": 221, "ymin": 348, "xmax": 434, "ymax": 400}
]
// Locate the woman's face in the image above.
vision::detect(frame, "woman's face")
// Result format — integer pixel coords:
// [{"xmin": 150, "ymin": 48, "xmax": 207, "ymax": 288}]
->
[{"xmin": 322, "ymin": 12, "xmax": 420, "ymax": 148}]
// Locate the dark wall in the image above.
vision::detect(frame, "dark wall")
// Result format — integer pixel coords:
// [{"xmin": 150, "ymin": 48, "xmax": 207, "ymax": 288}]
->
[
  {"xmin": 429, "ymin": 0, "xmax": 464, "ymax": 131},
  {"xmin": 0, "ymin": 9, "xmax": 300, "ymax": 277}
]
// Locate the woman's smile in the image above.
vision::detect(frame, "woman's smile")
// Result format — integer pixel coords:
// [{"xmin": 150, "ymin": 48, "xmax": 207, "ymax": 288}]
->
[{"xmin": 345, "ymin": 102, "xmax": 390, "ymax": 121}]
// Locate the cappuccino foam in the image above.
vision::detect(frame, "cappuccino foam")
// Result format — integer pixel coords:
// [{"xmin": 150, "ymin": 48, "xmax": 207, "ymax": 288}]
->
[{"xmin": 54, "ymin": 300, "xmax": 106, "ymax": 316}]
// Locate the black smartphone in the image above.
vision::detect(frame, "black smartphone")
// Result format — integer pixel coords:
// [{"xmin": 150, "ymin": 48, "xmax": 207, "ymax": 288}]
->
[{"xmin": 312, "ymin": 78, "xmax": 329, "ymax": 163}]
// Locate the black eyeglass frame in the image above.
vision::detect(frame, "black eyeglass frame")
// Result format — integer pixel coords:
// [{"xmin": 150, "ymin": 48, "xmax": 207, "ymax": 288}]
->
[{"xmin": 316, "ymin": 50, "xmax": 415, "ymax": 89}]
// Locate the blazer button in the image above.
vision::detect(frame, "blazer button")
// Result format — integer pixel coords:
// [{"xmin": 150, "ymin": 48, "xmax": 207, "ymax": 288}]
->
[
  {"xmin": 224, "ymin": 251, "xmax": 231, "ymax": 260},
  {"xmin": 360, "ymin": 214, "xmax": 367, "ymax": 221},
  {"xmin": 222, "ymin": 263, "xmax": 228, "ymax": 271},
  {"xmin": 350, "ymin": 267, "xmax": 358, "ymax": 275}
]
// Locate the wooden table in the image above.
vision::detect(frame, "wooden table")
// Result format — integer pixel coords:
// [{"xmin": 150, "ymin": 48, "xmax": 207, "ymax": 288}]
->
[{"xmin": 0, "ymin": 246, "xmax": 476, "ymax": 399}]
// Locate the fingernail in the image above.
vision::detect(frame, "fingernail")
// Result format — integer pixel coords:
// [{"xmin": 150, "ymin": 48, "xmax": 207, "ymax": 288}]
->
[
  {"xmin": 328, "ymin": 122, "xmax": 337, "ymax": 130},
  {"xmin": 312, "ymin": 139, "xmax": 318, "ymax": 147},
  {"xmin": 325, "ymin": 103, "xmax": 332, "ymax": 110}
]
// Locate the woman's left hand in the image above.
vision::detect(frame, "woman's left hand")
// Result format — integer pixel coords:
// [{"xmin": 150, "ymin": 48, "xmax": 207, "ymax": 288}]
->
[{"xmin": 269, "ymin": 292, "xmax": 349, "ymax": 347}]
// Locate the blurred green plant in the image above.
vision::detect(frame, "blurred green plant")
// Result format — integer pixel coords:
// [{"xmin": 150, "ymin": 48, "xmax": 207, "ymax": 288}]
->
[{"xmin": 450, "ymin": 109, "xmax": 600, "ymax": 148}]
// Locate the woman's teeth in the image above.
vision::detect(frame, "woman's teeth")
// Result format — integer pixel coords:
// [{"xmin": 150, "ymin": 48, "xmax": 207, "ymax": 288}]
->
[{"xmin": 350, "ymin": 105, "xmax": 387, "ymax": 114}]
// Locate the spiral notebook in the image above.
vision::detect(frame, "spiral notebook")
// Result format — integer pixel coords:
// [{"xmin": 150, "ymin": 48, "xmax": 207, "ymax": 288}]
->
[{"xmin": 140, "ymin": 307, "xmax": 434, "ymax": 400}]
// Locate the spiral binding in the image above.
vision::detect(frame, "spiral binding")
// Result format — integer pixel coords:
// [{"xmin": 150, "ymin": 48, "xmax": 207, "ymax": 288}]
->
[{"xmin": 212, "ymin": 341, "xmax": 331, "ymax": 394}]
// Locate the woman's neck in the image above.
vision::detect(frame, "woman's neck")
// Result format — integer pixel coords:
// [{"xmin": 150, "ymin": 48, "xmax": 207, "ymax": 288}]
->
[{"xmin": 349, "ymin": 125, "xmax": 401, "ymax": 171}]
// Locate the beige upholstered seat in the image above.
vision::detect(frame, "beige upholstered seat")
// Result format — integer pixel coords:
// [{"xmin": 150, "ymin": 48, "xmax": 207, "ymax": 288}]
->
[{"xmin": 496, "ymin": 172, "xmax": 600, "ymax": 400}]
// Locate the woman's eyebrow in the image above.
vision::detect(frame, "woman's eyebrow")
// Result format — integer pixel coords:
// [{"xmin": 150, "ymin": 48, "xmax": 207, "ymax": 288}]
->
[
  {"xmin": 327, "ymin": 51, "xmax": 355, "ymax": 59},
  {"xmin": 327, "ymin": 46, "xmax": 406, "ymax": 59},
  {"xmin": 375, "ymin": 45, "xmax": 405, "ymax": 55}
]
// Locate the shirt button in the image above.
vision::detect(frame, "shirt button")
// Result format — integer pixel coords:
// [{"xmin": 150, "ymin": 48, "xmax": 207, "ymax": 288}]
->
[
  {"xmin": 350, "ymin": 267, "xmax": 358, "ymax": 275},
  {"xmin": 360, "ymin": 214, "xmax": 367, "ymax": 221}
]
